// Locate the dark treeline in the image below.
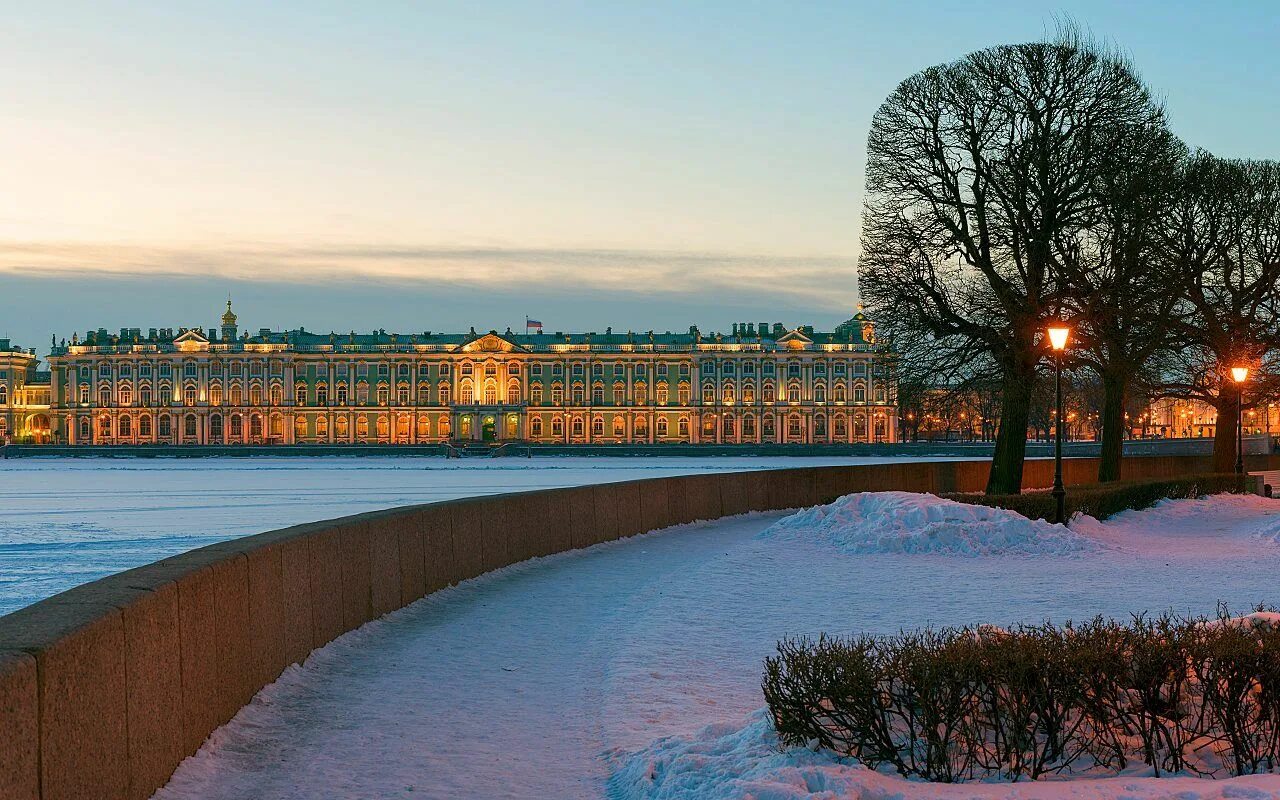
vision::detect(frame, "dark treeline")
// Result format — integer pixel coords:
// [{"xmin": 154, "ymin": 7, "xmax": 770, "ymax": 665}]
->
[{"xmin": 859, "ymin": 27, "xmax": 1280, "ymax": 493}]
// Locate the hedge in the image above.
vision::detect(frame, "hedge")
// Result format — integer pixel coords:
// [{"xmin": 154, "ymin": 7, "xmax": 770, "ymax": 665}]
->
[
  {"xmin": 941, "ymin": 473, "xmax": 1252, "ymax": 522},
  {"xmin": 763, "ymin": 611, "xmax": 1280, "ymax": 783}
]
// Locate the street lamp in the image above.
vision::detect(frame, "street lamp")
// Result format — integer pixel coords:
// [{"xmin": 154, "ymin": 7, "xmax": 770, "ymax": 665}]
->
[
  {"xmin": 1231, "ymin": 366, "xmax": 1250, "ymax": 475},
  {"xmin": 1047, "ymin": 325, "xmax": 1071, "ymax": 524}
]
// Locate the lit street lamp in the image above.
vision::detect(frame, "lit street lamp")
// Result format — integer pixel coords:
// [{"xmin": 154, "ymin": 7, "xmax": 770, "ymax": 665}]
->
[
  {"xmin": 1047, "ymin": 325, "xmax": 1071, "ymax": 524},
  {"xmin": 1231, "ymin": 365, "xmax": 1250, "ymax": 475}
]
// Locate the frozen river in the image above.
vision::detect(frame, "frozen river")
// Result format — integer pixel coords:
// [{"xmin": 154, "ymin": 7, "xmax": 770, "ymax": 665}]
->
[{"xmin": 0, "ymin": 454, "xmax": 942, "ymax": 615}]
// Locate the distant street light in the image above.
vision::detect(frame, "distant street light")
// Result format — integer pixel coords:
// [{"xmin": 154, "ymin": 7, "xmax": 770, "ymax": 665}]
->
[
  {"xmin": 1048, "ymin": 325, "xmax": 1071, "ymax": 524},
  {"xmin": 1231, "ymin": 366, "xmax": 1250, "ymax": 475}
]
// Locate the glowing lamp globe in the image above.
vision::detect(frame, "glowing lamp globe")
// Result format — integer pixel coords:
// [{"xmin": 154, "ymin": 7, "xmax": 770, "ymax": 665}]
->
[
  {"xmin": 1047, "ymin": 326, "xmax": 1070, "ymax": 351},
  {"xmin": 1231, "ymin": 366, "xmax": 1250, "ymax": 384}
]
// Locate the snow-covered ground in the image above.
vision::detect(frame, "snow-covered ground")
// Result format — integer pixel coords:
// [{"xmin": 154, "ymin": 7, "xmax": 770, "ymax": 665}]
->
[
  {"xmin": 0, "ymin": 455, "xmax": 944, "ymax": 615},
  {"xmin": 149, "ymin": 491, "xmax": 1280, "ymax": 800}
]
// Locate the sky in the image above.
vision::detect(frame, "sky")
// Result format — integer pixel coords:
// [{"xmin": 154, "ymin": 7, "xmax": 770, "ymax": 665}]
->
[{"xmin": 1, "ymin": 1, "xmax": 1278, "ymax": 352}]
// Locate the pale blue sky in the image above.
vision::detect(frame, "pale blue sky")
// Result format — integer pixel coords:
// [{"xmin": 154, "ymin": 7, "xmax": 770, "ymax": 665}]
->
[{"xmin": 1, "ymin": 1, "xmax": 1276, "ymax": 349}]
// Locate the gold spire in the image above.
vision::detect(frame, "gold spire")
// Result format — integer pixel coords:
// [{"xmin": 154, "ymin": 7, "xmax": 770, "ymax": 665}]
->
[{"xmin": 221, "ymin": 298, "xmax": 237, "ymax": 325}]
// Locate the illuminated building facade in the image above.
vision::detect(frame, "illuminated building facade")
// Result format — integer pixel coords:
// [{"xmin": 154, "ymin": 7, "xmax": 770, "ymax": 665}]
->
[
  {"xmin": 40, "ymin": 302, "xmax": 898, "ymax": 446},
  {"xmin": 0, "ymin": 339, "xmax": 52, "ymax": 443}
]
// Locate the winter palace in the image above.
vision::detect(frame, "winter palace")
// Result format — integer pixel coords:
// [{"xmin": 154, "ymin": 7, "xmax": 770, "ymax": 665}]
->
[{"xmin": 1, "ymin": 302, "xmax": 899, "ymax": 446}]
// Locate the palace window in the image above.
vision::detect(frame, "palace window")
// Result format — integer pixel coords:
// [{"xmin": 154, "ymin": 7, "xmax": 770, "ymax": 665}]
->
[
  {"xmin": 209, "ymin": 415, "xmax": 222, "ymax": 440},
  {"xmin": 743, "ymin": 415, "xmax": 756, "ymax": 437},
  {"xmin": 814, "ymin": 384, "xmax": 826, "ymax": 403},
  {"xmin": 418, "ymin": 363, "xmax": 430, "ymax": 377},
  {"xmin": 119, "ymin": 415, "xmax": 132, "ymax": 437},
  {"xmin": 531, "ymin": 363, "xmax": 543, "ymax": 376},
  {"xmin": 592, "ymin": 363, "xmax": 603, "ymax": 377},
  {"xmin": 78, "ymin": 385, "xmax": 89, "ymax": 405},
  {"xmin": 613, "ymin": 363, "xmax": 624, "ymax": 378},
  {"xmin": 159, "ymin": 415, "xmax": 172, "ymax": 438},
  {"xmin": 635, "ymin": 364, "xmax": 646, "ymax": 378},
  {"xmin": 209, "ymin": 384, "xmax": 222, "ymax": 406},
  {"xmin": 592, "ymin": 384, "xmax": 604, "ymax": 405},
  {"xmin": 506, "ymin": 381, "xmax": 520, "ymax": 405},
  {"xmin": 815, "ymin": 415, "xmax": 827, "ymax": 437},
  {"xmin": 552, "ymin": 363, "xmax": 563, "ymax": 376},
  {"xmin": 678, "ymin": 383, "xmax": 691, "ymax": 405},
  {"xmin": 295, "ymin": 417, "xmax": 308, "ymax": 439},
  {"xmin": 612, "ymin": 417, "xmax": 625, "ymax": 437},
  {"xmin": 833, "ymin": 385, "xmax": 846, "ymax": 403},
  {"xmin": 357, "ymin": 382, "xmax": 370, "ymax": 405},
  {"xmin": 834, "ymin": 416, "xmax": 847, "ymax": 438},
  {"xmin": 656, "ymin": 383, "xmax": 668, "ymax": 405},
  {"xmin": 551, "ymin": 384, "xmax": 563, "ymax": 405},
  {"xmin": 397, "ymin": 383, "xmax": 410, "ymax": 405},
  {"xmin": 723, "ymin": 362, "xmax": 735, "ymax": 375},
  {"xmin": 531, "ymin": 385, "xmax": 543, "ymax": 405},
  {"xmin": 834, "ymin": 363, "xmax": 846, "ymax": 376},
  {"xmin": 658, "ymin": 364, "xmax": 669, "ymax": 378},
  {"xmin": 159, "ymin": 363, "xmax": 172, "ymax": 378},
  {"xmin": 484, "ymin": 381, "xmax": 498, "ymax": 405},
  {"xmin": 230, "ymin": 362, "xmax": 242, "ymax": 377},
  {"xmin": 551, "ymin": 417, "xmax": 563, "ymax": 437},
  {"xmin": 854, "ymin": 362, "xmax": 866, "ymax": 374},
  {"xmin": 207, "ymin": 362, "xmax": 218, "ymax": 376},
  {"xmin": 295, "ymin": 383, "xmax": 308, "ymax": 405},
  {"xmin": 377, "ymin": 385, "xmax": 390, "ymax": 406},
  {"xmin": 572, "ymin": 417, "xmax": 584, "ymax": 438},
  {"xmin": 788, "ymin": 362, "xmax": 801, "ymax": 378},
  {"xmin": 357, "ymin": 416, "xmax": 369, "ymax": 438},
  {"xmin": 336, "ymin": 416, "xmax": 349, "ymax": 437},
  {"xmin": 398, "ymin": 364, "xmax": 410, "ymax": 379},
  {"xmin": 184, "ymin": 414, "xmax": 198, "ymax": 440},
  {"xmin": 99, "ymin": 363, "xmax": 111, "ymax": 377},
  {"xmin": 874, "ymin": 415, "xmax": 887, "ymax": 439},
  {"xmin": 854, "ymin": 385, "xmax": 866, "ymax": 403},
  {"xmin": 417, "ymin": 382, "xmax": 430, "ymax": 404},
  {"xmin": 332, "ymin": 382, "xmax": 349, "ymax": 406},
  {"xmin": 815, "ymin": 362, "xmax": 826, "ymax": 375},
  {"xmin": 184, "ymin": 385, "xmax": 198, "ymax": 407},
  {"xmin": 763, "ymin": 361, "xmax": 775, "ymax": 376},
  {"xmin": 701, "ymin": 385, "xmax": 714, "ymax": 405},
  {"xmin": 572, "ymin": 384, "xmax": 584, "ymax": 405},
  {"xmin": 702, "ymin": 362, "xmax": 714, "ymax": 375},
  {"xmin": 79, "ymin": 366, "xmax": 90, "ymax": 380},
  {"xmin": 416, "ymin": 415, "xmax": 429, "ymax": 438},
  {"xmin": 184, "ymin": 362, "xmax": 197, "ymax": 379},
  {"xmin": 79, "ymin": 418, "xmax": 90, "ymax": 440},
  {"xmin": 270, "ymin": 384, "xmax": 283, "ymax": 406},
  {"xmin": 98, "ymin": 416, "xmax": 111, "ymax": 437},
  {"xmin": 440, "ymin": 363, "xmax": 450, "ymax": 376},
  {"xmin": 634, "ymin": 382, "xmax": 647, "ymax": 405},
  {"xmin": 378, "ymin": 363, "xmax": 389, "ymax": 378},
  {"xmin": 531, "ymin": 417, "xmax": 543, "ymax": 437},
  {"xmin": 788, "ymin": 415, "xmax": 803, "ymax": 439},
  {"xmin": 743, "ymin": 386, "xmax": 755, "ymax": 404},
  {"xmin": 120, "ymin": 364, "xmax": 132, "ymax": 378},
  {"xmin": 376, "ymin": 416, "xmax": 389, "ymax": 438},
  {"xmin": 679, "ymin": 363, "xmax": 690, "ymax": 377},
  {"xmin": 875, "ymin": 387, "xmax": 886, "ymax": 403},
  {"xmin": 572, "ymin": 363, "xmax": 583, "ymax": 377},
  {"xmin": 317, "ymin": 384, "xmax": 329, "ymax": 406},
  {"xmin": 98, "ymin": 387, "xmax": 111, "ymax": 407},
  {"xmin": 438, "ymin": 384, "xmax": 450, "ymax": 405},
  {"xmin": 249, "ymin": 384, "xmax": 262, "ymax": 405},
  {"xmin": 677, "ymin": 417, "xmax": 689, "ymax": 438},
  {"xmin": 592, "ymin": 417, "xmax": 604, "ymax": 437},
  {"xmin": 612, "ymin": 383, "xmax": 625, "ymax": 406},
  {"xmin": 507, "ymin": 362, "xmax": 519, "ymax": 375},
  {"xmin": 460, "ymin": 380, "xmax": 474, "ymax": 405},
  {"xmin": 787, "ymin": 383, "xmax": 801, "ymax": 403},
  {"xmin": 635, "ymin": 417, "xmax": 647, "ymax": 436},
  {"xmin": 702, "ymin": 416, "xmax": 715, "ymax": 437},
  {"xmin": 485, "ymin": 362, "xmax": 497, "ymax": 378},
  {"xmin": 230, "ymin": 384, "xmax": 243, "ymax": 405},
  {"xmin": 438, "ymin": 417, "xmax": 450, "ymax": 437},
  {"xmin": 317, "ymin": 417, "xmax": 329, "ymax": 437},
  {"xmin": 656, "ymin": 417, "xmax": 668, "ymax": 437},
  {"xmin": 743, "ymin": 362, "xmax": 755, "ymax": 375},
  {"xmin": 250, "ymin": 415, "xmax": 264, "ymax": 439},
  {"xmin": 119, "ymin": 385, "xmax": 133, "ymax": 406},
  {"xmin": 461, "ymin": 363, "xmax": 473, "ymax": 377},
  {"xmin": 139, "ymin": 415, "xmax": 152, "ymax": 437}
]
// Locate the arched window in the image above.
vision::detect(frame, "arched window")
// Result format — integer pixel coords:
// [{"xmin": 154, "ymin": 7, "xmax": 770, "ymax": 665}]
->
[
  {"xmin": 0, "ymin": 385, "xmax": 8, "ymax": 405},
  {"xmin": 833, "ymin": 384, "xmax": 846, "ymax": 403},
  {"xmin": 763, "ymin": 383, "xmax": 776, "ymax": 404},
  {"xmin": 787, "ymin": 383, "xmax": 801, "ymax": 403},
  {"xmin": 357, "ymin": 381, "xmax": 370, "ymax": 405},
  {"xmin": 815, "ymin": 415, "xmax": 827, "ymax": 437},
  {"xmin": 678, "ymin": 383, "xmax": 691, "ymax": 405},
  {"xmin": 98, "ymin": 387, "xmax": 111, "ymax": 407},
  {"xmin": 249, "ymin": 414, "xmax": 263, "ymax": 439},
  {"xmin": 460, "ymin": 380, "xmax": 474, "ymax": 405},
  {"xmin": 119, "ymin": 415, "xmax": 132, "ymax": 437},
  {"xmin": 79, "ymin": 417, "xmax": 91, "ymax": 440},
  {"xmin": 531, "ymin": 385, "xmax": 543, "ymax": 405},
  {"xmin": 397, "ymin": 383, "xmax": 410, "ymax": 405},
  {"xmin": 417, "ymin": 415, "xmax": 430, "ymax": 438},
  {"xmin": 507, "ymin": 381, "xmax": 520, "ymax": 405},
  {"xmin": 634, "ymin": 382, "xmax": 647, "ymax": 405},
  {"xmin": 249, "ymin": 384, "xmax": 262, "ymax": 405},
  {"xmin": 139, "ymin": 415, "xmax": 153, "ymax": 437},
  {"xmin": 98, "ymin": 416, "xmax": 111, "ymax": 437},
  {"xmin": 702, "ymin": 415, "xmax": 716, "ymax": 437},
  {"xmin": 635, "ymin": 416, "xmax": 648, "ymax": 436},
  {"xmin": 572, "ymin": 417, "xmax": 584, "ymax": 438},
  {"xmin": 592, "ymin": 383, "xmax": 604, "ymax": 405},
  {"xmin": 79, "ymin": 385, "xmax": 90, "ymax": 405},
  {"xmin": 834, "ymin": 416, "xmax": 847, "ymax": 438},
  {"xmin": 184, "ymin": 384, "xmax": 198, "ymax": 407},
  {"xmin": 612, "ymin": 383, "xmax": 626, "ymax": 406},
  {"xmin": 854, "ymin": 384, "xmax": 866, "ymax": 403},
  {"xmin": 295, "ymin": 416, "xmax": 308, "ymax": 438},
  {"xmin": 184, "ymin": 414, "xmax": 198, "ymax": 440},
  {"xmin": 230, "ymin": 384, "xmax": 244, "ymax": 405},
  {"xmin": 269, "ymin": 384, "xmax": 283, "ymax": 406},
  {"xmin": 743, "ymin": 386, "xmax": 755, "ymax": 404},
  {"xmin": 814, "ymin": 384, "xmax": 826, "ymax": 403},
  {"xmin": 209, "ymin": 383, "xmax": 222, "ymax": 406},
  {"xmin": 396, "ymin": 414, "xmax": 410, "ymax": 438},
  {"xmin": 722, "ymin": 387, "xmax": 734, "ymax": 405},
  {"xmin": 119, "ymin": 385, "xmax": 133, "ymax": 406},
  {"xmin": 270, "ymin": 414, "xmax": 283, "ymax": 438},
  {"xmin": 612, "ymin": 417, "xmax": 625, "ymax": 437},
  {"xmin": 551, "ymin": 383, "xmax": 564, "ymax": 405},
  {"xmin": 317, "ymin": 384, "xmax": 329, "ymax": 406},
  {"xmin": 572, "ymin": 384, "xmax": 585, "ymax": 405},
  {"xmin": 336, "ymin": 416, "xmax": 349, "ymax": 437},
  {"xmin": 656, "ymin": 417, "xmax": 668, "ymax": 437},
  {"xmin": 159, "ymin": 415, "xmax": 172, "ymax": 438},
  {"xmin": 357, "ymin": 416, "xmax": 370, "ymax": 438},
  {"xmin": 336, "ymin": 383, "xmax": 350, "ymax": 405},
  {"xmin": 743, "ymin": 415, "xmax": 756, "ymax": 437},
  {"xmin": 438, "ymin": 416, "xmax": 450, "ymax": 437},
  {"xmin": 230, "ymin": 414, "xmax": 243, "ymax": 439},
  {"xmin": 377, "ymin": 385, "xmax": 390, "ymax": 406},
  {"xmin": 376, "ymin": 415, "xmax": 389, "ymax": 437},
  {"xmin": 702, "ymin": 384, "xmax": 715, "ymax": 405},
  {"xmin": 316, "ymin": 416, "xmax": 329, "ymax": 437},
  {"xmin": 209, "ymin": 414, "xmax": 222, "ymax": 440},
  {"xmin": 484, "ymin": 380, "xmax": 498, "ymax": 405},
  {"xmin": 723, "ymin": 415, "xmax": 735, "ymax": 437},
  {"xmin": 140, "ymin": 384, "xmax": 153, "ymax": 406},
  {"xmin": 677, "ymin": 417, "xmax": 689, "ymax": 438},
  {"xmin": 875, "ymin": 386, "xmax": 886, "ymax": 403},
  {"xmin": 551, "ymin": 416, "xmax": 563, "ymax": 437},
  {"xmin": 530, "ymin": 417, "xmax": 543, "ymax": 437},
  {"xmin": 295, "ymin": 383, "xmax": 308, "ymax": 405},
  {"xmin": 788, "ymin": 415, "xmax": 803, "ymax": 440},
  {"xmin": 417, "ymin": 382, "xmax": 430, "ymax": 404},
  {"xmin": 591, "ymin": 417, "xmax": 604, "ymax": 437},
  {"xmin": 438, "ymin": 383, "xmax": 450, "ymax": 406}
]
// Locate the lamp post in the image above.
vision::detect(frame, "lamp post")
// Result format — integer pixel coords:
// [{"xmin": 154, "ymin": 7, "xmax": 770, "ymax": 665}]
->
[
  {"xmin": 1231, "ymin": 366, "xmax": 1250, "ymax": 475},
  {"xmin": 1047, "ymin": 325, "xmax": 1071, "ymax": 524}
]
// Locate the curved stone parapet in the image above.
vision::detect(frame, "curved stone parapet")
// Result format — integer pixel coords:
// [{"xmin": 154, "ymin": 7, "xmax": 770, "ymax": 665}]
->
[{"xmin": 0, "ymin": 455, "xmax": 1237, "ymax": 799}]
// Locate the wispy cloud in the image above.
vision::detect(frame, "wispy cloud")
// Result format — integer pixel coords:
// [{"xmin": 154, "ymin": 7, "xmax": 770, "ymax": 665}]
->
[{"xmin": 0, "ymin": 241, "xmax": 858, "ymax": 310}]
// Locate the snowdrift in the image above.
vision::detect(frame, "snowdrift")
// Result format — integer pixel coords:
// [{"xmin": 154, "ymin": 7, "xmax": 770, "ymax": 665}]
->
[
  {"xmin": 760, "ymin": 491, "xmax": 1101, "ymax": 556},
  {"xmin": 608, "ymin": 709, "xmax": 1280, "ymax": 800}
]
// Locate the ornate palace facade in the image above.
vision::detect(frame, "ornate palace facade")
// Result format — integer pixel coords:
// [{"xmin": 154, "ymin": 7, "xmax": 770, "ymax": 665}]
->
[
  {"xmin": 32, "ymin": 303, "xmax": 897, "ymax": 446},
  {"xmin": 0, "ymin": 339, "xmax": 52, "ymax": 443}
]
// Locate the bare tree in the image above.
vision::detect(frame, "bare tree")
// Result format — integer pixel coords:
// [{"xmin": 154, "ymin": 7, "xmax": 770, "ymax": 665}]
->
[
  {"xmin": 1061, "ymin": 119, "xmax": 1187, "ymax": 480},
  {"xmin": 859, "ymin": 32, "xmax": 1170, "ymax": 493},
  {"xmin": 1158, "ymin": 154, "xmax": 1280, "ymax": 471}
]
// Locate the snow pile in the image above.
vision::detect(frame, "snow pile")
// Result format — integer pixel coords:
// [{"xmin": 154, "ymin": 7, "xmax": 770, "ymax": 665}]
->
[
  {"xmin": 608, "ymin": 709, "xmax": 1280, "ymax": 800},
  {"xmin": 761, "ymin": 491, "xmax": 1101, "ymax": 556}
]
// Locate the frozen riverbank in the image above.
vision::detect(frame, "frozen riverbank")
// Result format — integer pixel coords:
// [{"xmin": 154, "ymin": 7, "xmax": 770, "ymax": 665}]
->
[
  {"xmin": 151, "ymin": 492, "xmax": 1280, "ymax": 799},
  {"xmin": 0, "ymin": 455, "xmax": 947, "ymax": 615}
]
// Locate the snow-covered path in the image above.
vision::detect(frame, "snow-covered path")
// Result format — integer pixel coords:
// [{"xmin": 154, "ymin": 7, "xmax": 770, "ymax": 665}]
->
[
  {"xmin": 153, "ymin": 494, "xmax": 1280, "ymax": 800},
  {"xmin": 0, "ymin": 455, "xmax": 945, "ymax": 615}
]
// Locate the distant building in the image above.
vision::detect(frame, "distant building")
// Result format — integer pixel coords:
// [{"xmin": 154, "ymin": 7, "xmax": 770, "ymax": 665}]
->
[
  {"xmin": 30, "ymin": 302, "xmax": 898, "ymax": 446},
  {"xmin": 0, "ymin": 339, "xmax": 51, "ymax": 443}
]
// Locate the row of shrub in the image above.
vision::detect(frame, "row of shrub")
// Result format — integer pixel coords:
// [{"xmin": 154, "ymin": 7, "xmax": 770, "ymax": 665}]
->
[
  {"xmin": 942, "ymin": 473, "xmax": 1252, "ymax": 522},
  {"xmin": 763, "ymin": 610, "xmax": 1280, "ymax": 782}
]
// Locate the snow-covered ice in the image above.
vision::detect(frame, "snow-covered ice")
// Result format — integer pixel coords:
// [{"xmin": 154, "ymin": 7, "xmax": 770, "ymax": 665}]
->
[
  {"xmin": 761, "ymin": 490, "xmax": 1101, "ymax": 556},
  {"xmin": 147, "ymin": 491, "xmax": 1280, "ymax": 800},
  {"xmin": 0, "ymin": 454, "xmax": 935, "ymax": 615}
]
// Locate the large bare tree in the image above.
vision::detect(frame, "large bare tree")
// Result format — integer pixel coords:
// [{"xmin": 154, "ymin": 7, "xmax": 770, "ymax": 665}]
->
[
  {"xmin": 859, "ymin": 34, "xmax": 1170, "ymax": 493},
  {"xmin": 1158, "ymin": 154, "xmax": 1280, "ymax": 471}
]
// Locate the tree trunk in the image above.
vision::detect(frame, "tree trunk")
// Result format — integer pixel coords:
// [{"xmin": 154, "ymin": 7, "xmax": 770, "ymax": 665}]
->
[
  {"xmin": 1212, "ymin": 390, "xmax": 1238, "ymax": 473},
  {"xmin": 1098, "ymin": 370, "xmax": 1128, "ymax": 482},
  {"xmin": 986, "ymin": 362, "xmax": 1035, "ymax": 495}
]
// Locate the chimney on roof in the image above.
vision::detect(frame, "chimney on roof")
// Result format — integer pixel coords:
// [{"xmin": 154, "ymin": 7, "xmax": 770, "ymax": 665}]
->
[{"xmin": 772, "ymin": 323, "xmax": 785, "ymax": 337}]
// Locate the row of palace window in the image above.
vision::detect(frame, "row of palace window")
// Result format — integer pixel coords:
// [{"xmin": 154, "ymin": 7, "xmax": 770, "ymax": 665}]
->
[
  {"xmin": 73, "ymin": 357, "xmax": 885, "ymax": 383},
  {"xmin": 82, "ymin": 410, "xmax": 890, "ymax": 443},
  {"xmin": 76, "ymin": 378, "xmax": 890, "ymax": 409}
]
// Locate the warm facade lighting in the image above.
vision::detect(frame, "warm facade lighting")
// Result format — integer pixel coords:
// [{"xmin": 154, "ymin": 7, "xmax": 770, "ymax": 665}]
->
[
  {"xmin": 1047, "ymin": 326, "xmax": 1070, "ymax": 351},
  {"xmin": 1231, "ymin": 366, "xmax": 1250, "ymax": 384}
]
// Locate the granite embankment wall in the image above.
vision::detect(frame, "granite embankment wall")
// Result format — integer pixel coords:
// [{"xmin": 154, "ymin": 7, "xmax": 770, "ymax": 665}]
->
[{"xmin": 0, "ymin": 454, "xmax": 1265, "ymax": 799}]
